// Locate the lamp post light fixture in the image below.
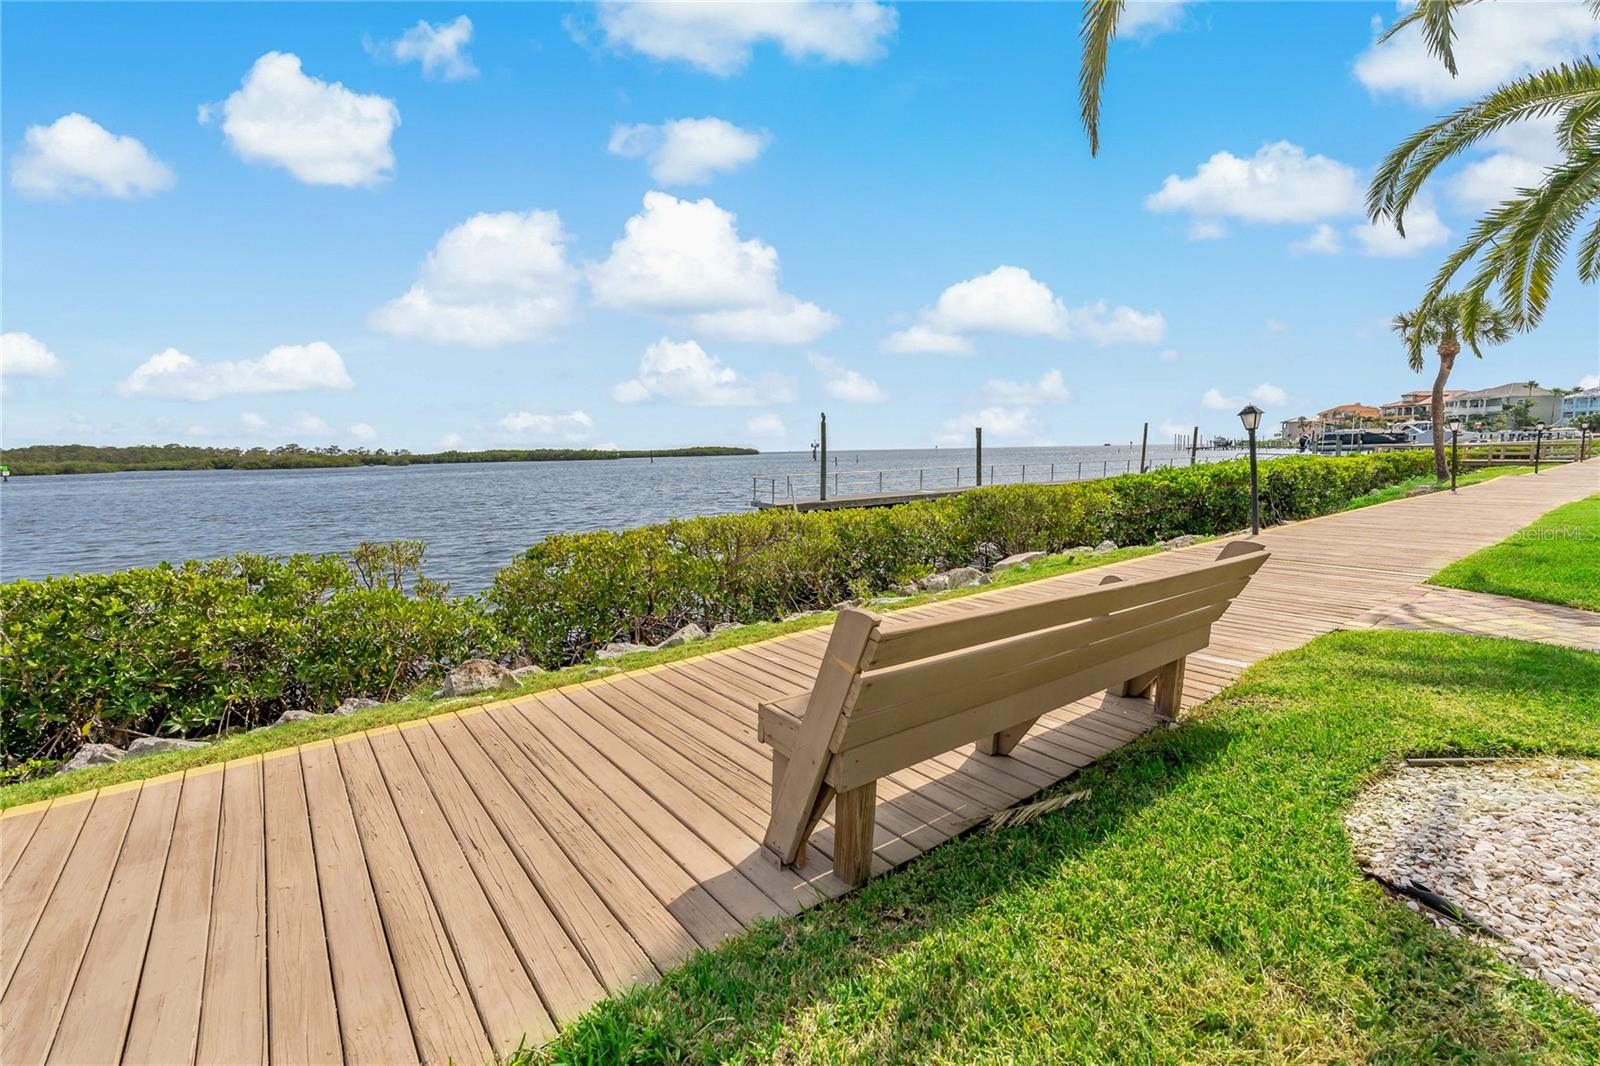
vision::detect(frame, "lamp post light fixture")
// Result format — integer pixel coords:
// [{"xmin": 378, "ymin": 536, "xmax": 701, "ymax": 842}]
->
[
  {"xmin": 1447, "ymin": 416, "xmax": 1462, "ymax": 492},
  {"xmin": 1238, "ymin": 404, "xmax": 1264, "ymax": 536},
  {"xmin": 1534, "ymin": 419, "xmax": 1545, "ymax": 473}
]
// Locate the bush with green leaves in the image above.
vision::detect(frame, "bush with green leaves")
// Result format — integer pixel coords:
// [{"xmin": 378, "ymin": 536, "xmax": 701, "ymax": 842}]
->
[
  {"xmin": 1, "ymin": 548, "xmax": 508, "ymax": 764},
  {"xmin": 490, "ymin": 453, "xmax": 1435, "ymax": 666}
]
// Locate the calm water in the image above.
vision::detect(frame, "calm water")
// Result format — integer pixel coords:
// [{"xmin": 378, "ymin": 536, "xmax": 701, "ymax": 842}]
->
[{"xmin": 0, "ymin": 444, "xmax": 1252, "ymax": 593}]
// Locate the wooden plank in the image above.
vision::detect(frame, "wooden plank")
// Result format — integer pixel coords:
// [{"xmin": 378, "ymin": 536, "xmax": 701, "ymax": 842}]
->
[
  {"xmin": 335, "ymin": 735, "xmax": 494, "ymax": 1066},
  {"xmin": 0, "ymin": 803, "xmax": 48, "ymax": 885},
  {"xmin": 459, "ymin": 706, "xmax": 746, "ymax": 951},
  {"xmin": 833, "ymin": 782, "xmax": 877, "ymax": 887},
  {"xmin": 855, "ymin": 594, "xmax": 1238, "ymax": 716},
  {"xmin": 0, "ymin": 785, "xmax": 140, "ymax": 1065},
  {"xmin": 197, "ymin": 757, "xmax": 268, "ymax": 1065},
  {"xmin": 830, "ymin": 629, "xmax": 1211, "ymax": 790},
  {"xmin": 123, "ymin": 767, "xmax": 224, "ymax": 1066},
  {"xmin": 873, "ymin": 549, "xmax": 1267, "ymax": 667},
  {"xmin": 398, "ymin": 717, "xmax": 605, "ymax": 1026},
  {"xmin": 421, "ymin": 713, "xmax": 659, "ymax": 994},
  {"xmin": 47, "ymin": 778, "xmax": 181, "ymax": 1065},
  {"xmin": 764, "ymin": 609, "xmax": 880, "ymax": 865},
  {"xmin": 299, "ymin": 742, "xmax": 419, "ymax": 1066},
  {"xmin": 0, "ymin": 795, "xmax": 93, "ymax": 990},
  {"xmin": 366, "ymin": 727, "xmax": 551, "ymax": 1058},
  {"xmin": 262, "ymin": 751, "xmax": 343, "ymax": 1065}
]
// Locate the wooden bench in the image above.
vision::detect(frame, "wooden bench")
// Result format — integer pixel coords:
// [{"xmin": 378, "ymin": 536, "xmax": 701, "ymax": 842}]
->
[{"xmin": 758, "ymin": 541, "xmax": 1270, "ymax": 885}]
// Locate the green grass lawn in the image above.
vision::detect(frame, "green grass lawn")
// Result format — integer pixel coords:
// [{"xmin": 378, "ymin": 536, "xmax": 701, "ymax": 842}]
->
[
  {"xmin": 0, "ymin": 543, "xmax": 1169, "ymax": 810},
  {"xmin": 520, "ymin": 631, "xmax": 1600, "ymax": 1065},
  {"xmin": 1341, "ymin": 464, "xmax": 1533, "ymax": 511},
  {"xmin": 1431, "ymin": 494, "xmax": 1600, "ymax": 611}
]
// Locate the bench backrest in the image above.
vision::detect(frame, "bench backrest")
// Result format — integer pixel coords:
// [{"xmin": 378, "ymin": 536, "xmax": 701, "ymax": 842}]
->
[{"xmin": 762, "ymin": 541, "xmax": 1269, "ymax": 863}]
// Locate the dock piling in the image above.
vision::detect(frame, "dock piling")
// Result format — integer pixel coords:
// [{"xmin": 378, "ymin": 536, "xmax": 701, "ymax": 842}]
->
[{"xmin": 975, "ymin": 427, "xmax": 983, "ymax": 486}]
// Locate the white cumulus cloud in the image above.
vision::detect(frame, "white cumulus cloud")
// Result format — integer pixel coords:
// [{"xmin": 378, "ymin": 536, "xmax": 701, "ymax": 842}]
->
[
  {"xmin": 11, "ymin": 113, "xmax": 175, "ymax": 200},
  {"xmin": 746, "ymin": 412, "xmax": 786, "ymax": 437},
  {"xmin": 809, "ymin": 353, "xmax": 885, "ymax": 402},
  {"xmin": 1120, "ymin": 0, "xmax": 1194, "ymax": 37},
  {"xmin": 1356, "ymin": 2, "xmax": 1600, "ymax": 105},
  {"xmin": 371, "ymin": 15, "xmax": 478, "ymax": 80},
  {"xmin": 984, "ymin": 369, "xmax": 1072, "ymax": 405},
  {"xmin": 371, "ymin": 209, "xmax": 578, "ymax": 347},
  {"xmin": 206, "ymin": 52, "xmax": 399, "ymax": 187},
  {"xmin": 612, "ymin": 337, "xmax": 786, "ymax": 407},
  {"xmin": 1203, "ymin": 383, "xmax": 1287, "ymax": 411},
  {"xmin": 1448, "ymin": 118, "xmax": 1563, "ymax": 210},
  {"xmin": 1251, "ymin": 382, "xmax": 1288, "ymax": 406},
  {"xmin": 588, "ymin": 0, "xmax": 898, "ymax": 76},
  {"xmin": 117, "ymin": 342, "xmax": 354, "ymax": 401},
  {"xmin": 883, "ymin": 266, "xmax": 1164, "ymax": 352},
  {"xmin": 589, "ymin": 191, "xmax": 836, "ymax": 343},
  {"xmin": 1352, "ymin": 196, "xmax": 1451, "ymax": 257},
  {"xmin": 1147, "ymin": 141, "xmax": 1363, "ymax": 224},
  {"xmin": 497, "ymin": 409, "xmax": 597, "ymax": 442},
  {"xmin": 935, "ymin": 405, "xmax": 1042, "ymax": 445},
  {"xmin": 608, "ymin": 117, "xmax": 770, "ymax": 184},
  {"xmin": 349, "ymin": 421, "xmax": 378, "ymax": 441},
  {"xmin": 1, "ymin": 332, "xmax": 65, "ymax": 377},
  {"xmin": 1290, "ymin": 223, "xmax": 1343, "ymax": 255}
]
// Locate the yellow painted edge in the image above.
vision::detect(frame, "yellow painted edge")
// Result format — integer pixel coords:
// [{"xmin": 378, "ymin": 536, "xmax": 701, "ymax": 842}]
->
[
  {"xmin": 299, "ymin": 738, "xmax": 335, "ymax": 753},
  {"xmin": 98, "ymin": 778, "xmax": 146, "ymax": 797},
  {"xmin": 185, "ymin": 761, "xmax": 226, "ymax": 780},
  {"xmin": 50, "ymin": 788, "xmax": 100, "ymax": 809},
  {"xmin": 259, "ymin": 746, "xmax": 300, "ymax": 764},
  {"xmin": 0, "ymin": 796, "xmax": 55, "ymax": 820},
  {"xmin": 142, "ymin": 769, "xmax": 188, "ymax": 790}
]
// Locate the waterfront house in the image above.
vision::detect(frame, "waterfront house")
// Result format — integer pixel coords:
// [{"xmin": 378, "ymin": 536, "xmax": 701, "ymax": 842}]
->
[
  {"xmin": 1279, "ymin": 416, "xmax": 1317, "ymax": 440},
  {"xmin": 1316, "ymin": 403, "xmax": 1382, "ymax": 429},
  {"xmin": 1380, "ymin": 390, "xmax": 1461, "ymax": 422},
  {"xmin": 1561, "ymin": 386, "xmax": 1600, "ymax": 424},
  {"xmin": 1443, "ymin": 382, "xmax": 1560, "ymax": 426}
]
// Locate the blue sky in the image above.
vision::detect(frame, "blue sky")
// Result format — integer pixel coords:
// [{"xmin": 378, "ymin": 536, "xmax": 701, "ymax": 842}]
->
[{"xmin": 3, "ymin": 1, "xmax": 1597, "ymax": 452}]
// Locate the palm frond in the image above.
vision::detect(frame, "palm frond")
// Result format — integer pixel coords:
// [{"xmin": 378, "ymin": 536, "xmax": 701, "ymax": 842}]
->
[
  {"xmin": 1575, "ymin": 212, "xmax": 1600, "ymax": 282},
  {"xmin": 988, "ymin": 789, "xmax": 1091, "ymax": 831},
  {"xmin": 1078, "ymin": 0, "xmax": 1125, "ymax": 157},
  {"xmin": 1368, "ymin": 60, "xmax": 1600, "ymax": 231},
  {"xmin": 1557, "ymin": 93, "xmax": 1600, "ymax": 154},
  {"xmin": 1376, "ymin": 0, "xmax": 1480, "ymax": 77}
]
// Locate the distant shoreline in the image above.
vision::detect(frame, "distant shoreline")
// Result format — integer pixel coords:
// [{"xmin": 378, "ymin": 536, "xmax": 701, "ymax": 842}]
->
[{"xmin": 0, "ymin": 444, "xmax": 759, "ymax": 477}]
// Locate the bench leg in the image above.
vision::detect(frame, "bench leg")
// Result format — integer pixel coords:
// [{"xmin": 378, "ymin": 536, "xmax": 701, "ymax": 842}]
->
[
  {"xmin": 770, "ymin": 751, "xmax": 789, "ymax": 814},
  {"xmin": 1116, "ymin": 668, "xmax": 1160, "ymax": 699},
  {"xmin": 833, "ymin": 781, "xmax": 877, "ymax": 887},
  {"xmin": 1154, "ymin": 657, "xmax": 1186, "ymax": 721},
  {"xmin": 977, "ymin": 716, "xmax": 1041, "ymax": 757}
]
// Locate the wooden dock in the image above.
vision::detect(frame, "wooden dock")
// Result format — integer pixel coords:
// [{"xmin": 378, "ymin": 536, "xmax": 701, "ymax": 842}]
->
[{"xmin": 2, "ymin": 461, "xmax": 1594, "ymax": 1065}]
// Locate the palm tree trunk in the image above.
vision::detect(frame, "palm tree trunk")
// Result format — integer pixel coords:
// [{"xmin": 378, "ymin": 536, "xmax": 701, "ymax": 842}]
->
[{"xmin": 1431, "ymin": 339, "xmax": 1459, "ymax": 480}]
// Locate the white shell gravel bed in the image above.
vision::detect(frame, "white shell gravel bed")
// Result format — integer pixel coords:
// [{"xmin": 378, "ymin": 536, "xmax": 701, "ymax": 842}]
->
[{"xmin": 1345, "ymin": 759, "xmax": 1600, "ymax": 1011}]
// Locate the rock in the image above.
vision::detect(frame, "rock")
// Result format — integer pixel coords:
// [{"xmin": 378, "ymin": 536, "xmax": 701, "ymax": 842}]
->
[
  {"xmin": 597, "ymin": 641, "xmax": 651, "ymax": 660},
  {"xmin": 831, "ymin": 599, "xmax": 863, "ymax": 611},
  {"xmin": 972, "ymin": 541, "xmax": 1005, "ymax": 570},
  {"xmin": 510, "ymin": 665, "xmax": 546, "ymax": 680},
  {"xmin": 126, "ymin": 737, "xmax": 207, "ymax": 759},
  {"xmin": 658, "ymin": 623, "xmax": 706, "ymax": 648},
  {"xmin": 993, "ymin": 551, "xmax": 1045, "ymax": 572},
  {"xmin": 870, "ymin": 596, "xmax": 910, "ymax": 606},
  {"xmin": 61, "ymin": 743, "xmax": 123, "ymax": 773},
  {"xmin": 441, "ymin": 658, "xmax": 519, "ymax": 696},
  {"xmin": 711, "ymin": 622, "xmax": 742, "ymax": 635},
  {"xmin": 508, "ymin": 653, "xmax": 534, "ymax": 670},
  {"xmin": 782, "ymin": 610, "xmax": 825, "ymax": 622},
  {"xmin": 1095, "ymin": 539, "xmax": 1118, "ymax": 554},
  {"xmin": 333, "ymin": 697, "xmax": 383, "ymax": 716},
  {"xmin": 274, "ymin": 709, "xmax": 319, "ymax": 726},
  {"xmin": 1067, "ymin": 545, "xmax": 1096, "ymax": 555},
  {"xmin": 943, "ymin": 566, "xmax": 987, "ymax": 589},
  {"xmin": 1163, "ymin": 534, "xmax": 1198, "ymax": 550},
  {"xmin": 1406, "ymin": 484, "xmax": 1437, "ymax": 497},
  {"xmin": 917, "ymin": 573, "xmax": 951, "ymax": 593},
  {"xmin": 891, "ymin": 582, "xmax": 919, "ymax": 597},
  {"xmin": 583, "ymin": 665, "xmax": 619, "ymax": 678}
]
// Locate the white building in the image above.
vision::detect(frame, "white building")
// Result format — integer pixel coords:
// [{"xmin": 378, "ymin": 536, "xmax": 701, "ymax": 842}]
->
[
  {"xmin": 1442, "ymin": 382, "xmax": 1560, "ymax": 427},
  {"xmin": 1562, "ymin": 386, "xmax": 1600, "ymax": 424}
]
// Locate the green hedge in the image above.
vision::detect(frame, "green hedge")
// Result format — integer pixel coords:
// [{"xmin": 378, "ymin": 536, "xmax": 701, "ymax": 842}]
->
[
  {"xmin": 1, "ymin": 452, "xmax": 1432, "ymax": 766},
  {"xmin": 488, "ymin": 452, "xmax": 1436, "ymax": 665},
  {"xmin": 1, "ymin": 551, "xmax": 508, "ymax": 764}
]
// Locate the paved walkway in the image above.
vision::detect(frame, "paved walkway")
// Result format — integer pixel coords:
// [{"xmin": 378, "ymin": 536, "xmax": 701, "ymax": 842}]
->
[
  {"xmin": 1358, "ymin": 584, "xmax": 1600, "ymax": 653},
  {"xmin": 2, "ymin": 461, "xmax": 1595, "ymax": 1065}
]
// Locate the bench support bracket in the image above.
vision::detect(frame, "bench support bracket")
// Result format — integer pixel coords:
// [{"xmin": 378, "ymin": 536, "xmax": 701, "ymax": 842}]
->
[{"xmin": 977, "ymin": 717, "xmax": 1041, "ymax": 757}]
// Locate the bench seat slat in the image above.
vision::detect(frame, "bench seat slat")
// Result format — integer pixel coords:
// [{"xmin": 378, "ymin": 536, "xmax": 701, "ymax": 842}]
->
[
  {"xmin": 871, "ymin": 550, "xmax": 1268, "ymax": 668},
  {"xmin": 852, "ymin": 579, "xmax": 1248, "ymax": 717}
]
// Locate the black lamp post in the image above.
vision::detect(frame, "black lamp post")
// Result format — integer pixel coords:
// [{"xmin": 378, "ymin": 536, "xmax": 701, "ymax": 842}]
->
[
  {"xmin": 1534, "ymin": 419, "xmax": 1545, "ymax": 473},
  {"xmin": 1448, "ymin": 416, "xmax": 1462, "ymax": 492},
  {"xmin": 1238, "ymin": 403, "xmax": 1263, "ymax": 536}
]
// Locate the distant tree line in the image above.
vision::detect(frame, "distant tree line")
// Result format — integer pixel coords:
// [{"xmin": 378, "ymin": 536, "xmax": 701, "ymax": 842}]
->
[{"xmin": 0, "ymin": 442, "xmax": 758, "ymax": 477}]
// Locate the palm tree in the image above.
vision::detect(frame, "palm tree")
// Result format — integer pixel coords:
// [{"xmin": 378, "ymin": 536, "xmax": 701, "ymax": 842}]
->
[
  {"xmin": 1391, "ymin": 293, "xmax": 1514, "ymax": 479},
  {"xmin": 1079, "ymin": 1, "xmax": 1600, "ymax": 330}
]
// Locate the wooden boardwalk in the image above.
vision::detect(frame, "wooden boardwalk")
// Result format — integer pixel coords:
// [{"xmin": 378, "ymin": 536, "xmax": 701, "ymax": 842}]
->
[{"xmin": 3, "ymin": 462, "xmax": 1594, "ymax": 1065}]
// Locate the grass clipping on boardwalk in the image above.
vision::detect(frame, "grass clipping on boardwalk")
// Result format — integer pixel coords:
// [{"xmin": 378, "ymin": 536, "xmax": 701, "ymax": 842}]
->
[{"xmin": 987, "ymin": 789, "xmax": 1092, "ymax": 830}]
